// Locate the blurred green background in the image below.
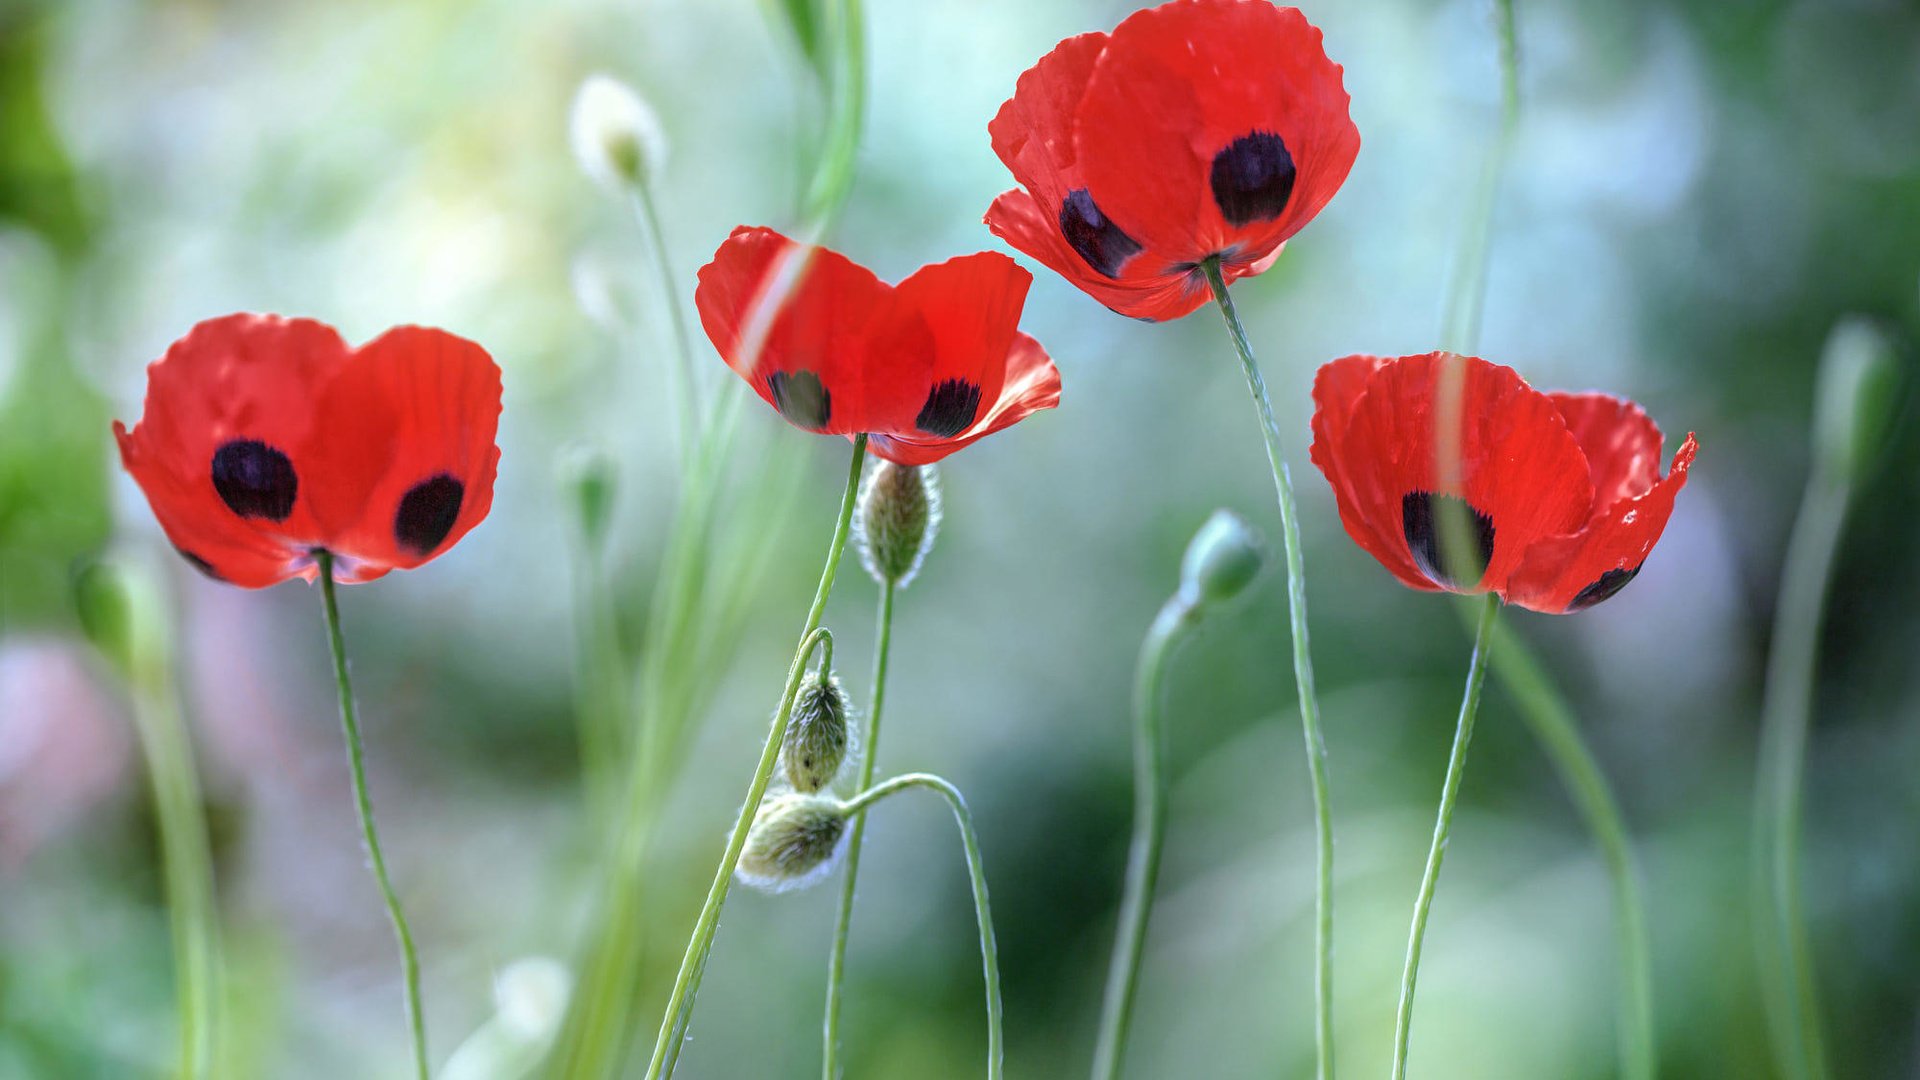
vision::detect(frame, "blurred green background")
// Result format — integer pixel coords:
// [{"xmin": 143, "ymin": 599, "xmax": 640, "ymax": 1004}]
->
[{"xmin": 3, "ymin": 0, "xmax": 1918, "ymax": 1076}]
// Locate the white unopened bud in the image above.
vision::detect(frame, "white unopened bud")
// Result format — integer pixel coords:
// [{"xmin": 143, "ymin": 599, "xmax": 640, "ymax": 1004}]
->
[
  {"xmin": 737, "ymin": 792, "xmax": 846, "ymax": 893},
  {"xmin": 856, "ymin": 461, "xmax": 941, "ymax": 587},
  {"xmin": 781, "ymin": 671, "xmax": 852, "ymax": 793},
  {"xmin": 569, "ymin": 74, "xmax": 667, "ymax": 191}
]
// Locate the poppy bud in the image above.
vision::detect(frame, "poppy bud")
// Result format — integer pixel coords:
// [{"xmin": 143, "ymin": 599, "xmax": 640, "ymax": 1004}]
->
[
  {"xmin": 1813, "ymin": 316, "xmax": 1902, "ymax": 489},
  {"xmin": 1178, "ymin": 509, "xmax": 1266, "ymax": 609},
  {"xmin": 74, "ymin": 554, "xmax": 169, "ymax": 680},
  {"xmin": 856, "ymin": 461, "xmax": 941, "ymax": 587},
  {"xmin": 781, "ymin": 670, "xmax": 851, "ymax": 793},
  {"xmin": 737, "ymin": 791, "xmax": 847, "ymax": 892},
  {"xmin": 569, "ymin": 74, "xmax": 667, "ymax": 192},
  {"xmin": 556, "ymin": 444, "xmax": 617, "ymax": 553}
]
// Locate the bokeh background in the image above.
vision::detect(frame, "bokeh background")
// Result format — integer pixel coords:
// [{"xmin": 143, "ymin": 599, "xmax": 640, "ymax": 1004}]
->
[{"xmin": 3, "ymin": 0, "xmax": 1918, "ymax": 1076}]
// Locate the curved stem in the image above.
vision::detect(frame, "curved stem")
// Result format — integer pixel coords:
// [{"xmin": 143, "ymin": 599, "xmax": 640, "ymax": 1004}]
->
[
  {"xmin": 315, "ymin": 550, "xmax": 428, "ymax": 1080},
  {"xmin": 1091, "ymin": 595, "xmax": 1198, "ymax": 1080},
  {"xmin": 1472, "ymin": 613, "xmax": 1655, "ymax": 1079},
  {"xmin": 1199, "ymin": 257, "xmax": 1335, "ymax": 1080},
  {"xmin": 644, "ymin": 434, "xmax": 869, "ymax": 1080},
  {"xmin": 822, "ymin": 578, "xmax": 896, "ymax": 1079},
  {"xmin": 839, "ymin": 772, "xmax": 1002, "ymax": 1079},
  {"xmin": 632, "ymin": 182, "xmax": 701, "ymax": 456},
  {"xmin": 1752, "ymin": 475, "xmax": 1847, "ymax": 1080},
  {"xmin": 803, "ymin": 0, "xmax": 866, "ymax": 224},
  {"xmin": 1392, "ymin": 592, "xmax": 1500, "ymax": 1079}
]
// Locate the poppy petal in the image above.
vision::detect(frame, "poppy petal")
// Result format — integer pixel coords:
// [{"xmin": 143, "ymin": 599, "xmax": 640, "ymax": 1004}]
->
[
  {"xmin": 886, "ymin": 251, "xmax": 1033, "ymax": 430},
  {"xmin": 987, "ymin": 30, "xmax": 1108, "ymax": 245},
  {"xmin": 986, "ymin": 190, "xmax": 1216, "ymax": 321},
  {"xmin": 1073, "ymin": 0, "xmax": 1359, "ymax": 270},
  {"xmin": 1505, "ymin": 434, "xmax": 1697, "ymax": 614},
  {"xmin": 695, "ymin": 225, "xmax": 910, "ymax": 434},
  {"xmin": 1331, "ymin": 353, "xmax": 1594, "ymax": 594},
  {"xmin": 1307, "ymin": 354, "xmax": 1428, "ymax": 588},
  {"xmin": 1548, "ymin": 392, "xmax": 1665, "ymax": 513},
  {"xmin": 305, "ymin": 326, "xmax": 503, "ymax": 577},
  {"xmin": 113, "ymin": 314, "xmax": 354, "ymax": 586},
  {"xmin": 869, "ymin": 331, "xmax": 1062, "ymax": 466}
]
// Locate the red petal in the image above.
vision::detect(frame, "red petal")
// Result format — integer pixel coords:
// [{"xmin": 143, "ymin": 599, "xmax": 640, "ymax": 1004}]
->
[
  {"xmin": 1505, "ymin": 434, "xmax": 1697, "ymax": 614},
  {"xmin": 1308, "ymin": 354, "xmax": 1428, "ymax": 589},
  {"xmin": 694, "ymin": 226, "xmax": 903, "ymax": 434},
  {"xmin": 869, "ymin": 332, "xmax": 1062, "ymax": 465},
  {"xmin": 1072, "ymin": 0, "xmax": 1359, "ymax": 269},
  {"xmin": 112, "ymin": 314, "xmax": 353, "ymax": 586},
  {"xmin": 1327, "ymin": 353, "xmax": 1594, "ymax": 595},
  {"xmin": 1548, "ymin": 392, "xmax": 1664, "ymax": 513},
  {"xmin": 884, "ymin": 251, "xmax": 1032, "ymax": 419},
  {"xmin": 306, "ymin": 326, "xmax": 503, "ymax": 577},
  {"xmin": 988, "ymin": 31, "xmax": 1107, "ymax": 232}
]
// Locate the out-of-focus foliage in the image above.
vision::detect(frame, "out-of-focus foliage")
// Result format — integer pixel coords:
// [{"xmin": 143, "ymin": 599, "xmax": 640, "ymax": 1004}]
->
[{"xmin": 1, "ymin": 0, "xmax": 1917, "ymax": 1077}]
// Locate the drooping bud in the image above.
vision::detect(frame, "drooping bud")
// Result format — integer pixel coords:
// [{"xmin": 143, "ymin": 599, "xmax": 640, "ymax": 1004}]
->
[
  {"xmin": 736, "ymin": 791, "xmax": 847, "ymax": 892},
  {"xmin": 73, "ymin": 553, "xmax": 171, "ymax": 682},
  {"xmin": 781, "ymin": 670, "xmax": 851, "ymax": 793},
  {"xmin": 556, "ymin": 444, "xmax": 617, "ymax": 553},
  {"xmin": 1178, "ymin": 509, "xmax": 1266, "ymax": 609},
  {"xmin": 1812, "ymin": 316, "xmax": 1902, "ymax": 489},
  {"xmin": 568, "ymin": 74, "xmax": 667, "ymax": 192},
  {"xmin": 856, "ymin": 461, "xmax": 941, "ymax": 587}
]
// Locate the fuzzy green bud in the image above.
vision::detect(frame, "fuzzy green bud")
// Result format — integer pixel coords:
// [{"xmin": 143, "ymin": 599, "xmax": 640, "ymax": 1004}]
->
[
  {"xmin": 569, "ymin": 74, "xmax": 667, "ymax": 192},
  {"xmin": 556, "ymin": 444, "xmax": 617, "ymax": 552},
  {"xmin": 856, "ymin": 461, "xmax": 941, "ymax": 587},
  {"xmin": 736, "ymin": 792, "xmax": 846, "ymax": 892},
  {"xmin": 1178, "ymin": 509, "xmax": 1266, "ymax": 608},
  {"xmin": 782, "ymin": 671, "xmax": 852, "ymax": 793},
  {"xmin": 1813, "ymin": 316, "xmax": 1902, "ymax": 489}
]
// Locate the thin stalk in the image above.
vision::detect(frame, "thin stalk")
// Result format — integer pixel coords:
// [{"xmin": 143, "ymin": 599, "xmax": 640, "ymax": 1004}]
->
[
  {"xmin": 1392, "ymin": 592, "xmax": 1499, "ymax": 1079},
  {"xmin": 1199, "ymin": 257, "xmax": 1335, "ymax": 1079},
  {"xmin": 314, "ymin": 550, "xmax": 428, "ymax": 1080},
  {"xmin": 822, "ymin": 578, "xmax": 896, "ymax": 1079},
  {"xmin": 643, "ymin": 434, "xmax": 870, "ymax": 1080},
  {"xmin": 130, "ymin": 650, "xmax": 221, "ymax": 1078},
  {"xmin": 1091, "ymin": 595, "xmax": 1199, "ymax": 1080},
  {"xmin": 1752, "ymin": 475, "xmax": 1848, "ymax": 1080},
  {"xmin": 839, "ymin": 772, "xmax": 1001, "ymax": 1080},
  {"xmin": 632, "ymin": 182, "xmax": 702, "ymax": 456},
  {"xmin": 1474, "ymin": 612, "xmax": 1656, "ymax": 1079},
  {"xmin": 803, "ymin": 0, "xmax": 866, "ymax": 224},
  {"xmin": 569, "ymin": 526, "xmax": 626, "ymax": 824}
]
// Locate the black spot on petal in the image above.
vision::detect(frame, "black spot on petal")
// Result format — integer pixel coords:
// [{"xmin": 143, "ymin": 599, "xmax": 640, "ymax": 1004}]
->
[
  {"xmin": 1210, "ymin": 130, "xmax": 1296, "ymax": 227},
  {"xmin": 915, "ymin": 379, "xmax": 982, "ymax": 438},
  {"xmin": 1059, "ymin": 189, "xmax": 1143, "ymax": 279},
  {"xmin": 1567, "ymin": 565, "xmax": 1642, "ymax": 612},
  {"xmin": 173, "ymin": 546, "xmax": 223, "ymax": 582},
  {"xmin": 394, "ymin": 474, "xmax": 464, "ymax": 555},
  {"xmin": 767, "ymin": 370, "xmax": 832, "ymax": 430},
  {"xmin": 211, "ymin": 439, "xmax": 298, "ymax": 521},
  {"xmin": 1402, "ymin": 491, "xmax": 1496, "ymax": 589}
]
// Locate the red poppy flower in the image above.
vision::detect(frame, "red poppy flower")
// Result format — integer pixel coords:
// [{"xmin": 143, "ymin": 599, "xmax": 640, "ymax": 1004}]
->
[
  {"xmin": 695, "ymin": 225, "xmax": 1061, "ymax": 466},
  {"xmin": 986, "ymin": 0, "xmax": 1360, "ymax": 322},
  {"xmin": 113, "ymin": 314, "xmax": 503, "ymax": 588},
  {"xmin": 1309, "ymin": 352, "xmax": 1698, "ymax": 614}
]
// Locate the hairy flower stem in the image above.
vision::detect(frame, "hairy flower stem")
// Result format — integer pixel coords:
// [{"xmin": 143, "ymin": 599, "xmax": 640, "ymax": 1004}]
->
[
  {"xmin": 315, "ymin": 550, "xmax": 428, "ymax": 1080},
  {"xmin": 643, "ymin": 434, "xmax": 869, "ymax": 1080},
  {"xmin": 1200, "ymin": 256, "xmax": 1335, "ymax": 1079},
  {"xmin": 1091, "ymin": 593, "xmax": 1198, "ymax": 1080},
  {"xmin": 838, "ymin": 773, "xmax": 1002, "ymax": 1080},
  {"xmin": 1392, "ymin": 592, "xmax": 1500, "ymax": 1079},
  {"xmin": 1752, "ymin": 473, "xmax": 1848, "ymax": 1080},
  {"xmin": 821, "ymin": 578, "xmax": 895, "ymax": 1078},
  {"xmin": 1439, "ymin": 3, "xmax": 1656, "ymax": 1074}
]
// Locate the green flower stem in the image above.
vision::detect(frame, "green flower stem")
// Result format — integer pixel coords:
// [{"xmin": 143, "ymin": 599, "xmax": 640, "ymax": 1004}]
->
[
  {"xmin": 1752, "ymin": 472, "xmax": 1849, "ymax": 1080},
  {"xmin": 803, "ymin": 0, "xmax": 866, "ymax": 224},
  {"xmin": 1199, "ymin": 256, "xmax": 1335, "ymax": 1079},
  {"xmin": 631, "ymin": 181, "xmax": 702, "ymax": 457},
  {"xmin": 1470, "ymin": 611, "xmax": 1656, "ymax": 1078},
  {"xmin": 314, "ymin": 550, "xmax": 428, "ymax": 1080},
  {"xmin": 128, "ymin": 636, "xmax": 222, "ymax": 1078},
  {"xmin": 1091, "ymin": 593, "xmax": 1199, "ymax": 1080},
  {"xmin": 569, "ymin": 523, "xmax": 626, "ymax": 824},
  {"xmin": 838, "ymin": 772, "xmax": 1002, "ymax": 1080},
  {"xmin": 821, "ymin": 577, "xmax": 896, "ymax": 1079},
  {"xmin": 1392, "ymin": 591, "xmax": 1500, "ymax": 1079},
  {"xmin": 643, "ymin": 433, "xmax": 870, "ymax": 1080}
]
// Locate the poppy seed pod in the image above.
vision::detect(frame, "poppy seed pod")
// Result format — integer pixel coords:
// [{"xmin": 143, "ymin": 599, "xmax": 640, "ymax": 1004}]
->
[
  {"xmin": 1179, "ymin": 509, "xmax": 1265, "ymax": 608},
  {"xmin": 569, "ymin": 74, "xmax": 667, "ymax": 192},
  {"xmin": 782, "ymin": 671, "xmax": 852, "ymax": 793},
  {"xmin": 736, "ymin": 792, "xmax": 847, "ymax": 892},
  {"xmin": 1813, "ymin": 317, "xmax": 1902, "ymax": 490},
  {"xmin": 856, "ymin": 461, "xmax": 941, "ymax": 587}
]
